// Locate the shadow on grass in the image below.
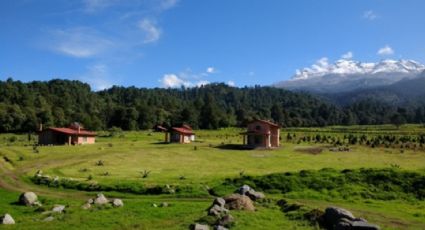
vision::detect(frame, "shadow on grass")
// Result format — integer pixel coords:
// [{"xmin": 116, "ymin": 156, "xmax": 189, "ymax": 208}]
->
[{"xmin": 214, "ymin": 144, "xmax": 255, "ymax": 150}]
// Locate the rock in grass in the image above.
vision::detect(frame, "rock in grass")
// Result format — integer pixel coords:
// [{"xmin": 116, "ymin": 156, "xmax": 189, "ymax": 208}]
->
[
  {"xmin": 246, "ymin": 190, "xmax": 265, "ymax": 201},
  {"xmin": 213, "ymin": 225, "xmax": 228, "ymax": 230},
  {"xmin": 208, "ymin": 204, "xmax": 229, "ymax": 217},
  {"xmin": 111, "ymin": 199, "xmax": 124, "ymax": 207},
  {"xmin": 216, "ymin": 214, "xmax": 234, "ymax": 226},
  {"xmin": 43, "ymin": 216, "xmax": 54, "ymax": 222},
  {"xmin": 94, "ymin": 193, "xmax": 109, "ymax": 205},
  {"xmin": 351, "ymin": 220, "xmax": 380, "ymax": 230},
  {"xmin": 52, "ymin": 205, "xmax": 66, "ymax": 213},
  {"xmin": 193, "ymin": 223, "xmax": 209, "ymax": 230},
  {"xmin": 237, "ymin": 185, "xmax": 251, "ymax": 195},
  {"xmin": 213, "ymin": 197, "xmax": 225, "ymax": 207},
  {"xmin": 81, "ymin": 203, "xmax": 91, "ymax": 210},
  {"xmin": 324, "ymin": 206, "xmax": 356, "ymax": 227},
  {"xmin": 224, "ymin": 194, "xmax": 255, "ymax": 211},
  {"xmin": 19, "ymin": 192, "xmax": 38, "ymax": 206},
  {"xmin": 160, "ymin": 202, "xmax": 169, "ymax": 207},
  {"xmin": 0, "ymin": 213, "xmax": 15, "ymax": 225}
]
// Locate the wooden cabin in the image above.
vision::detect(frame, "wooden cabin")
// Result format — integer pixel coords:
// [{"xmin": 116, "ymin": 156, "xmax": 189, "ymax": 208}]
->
[
  {"xmin": 165, "ymin": 125, "xmax": 195, "ymax": 143},
  {"xmin": 38, "ymin": 123, "xmax": 96, "ymax": 145},
  {"xmin": 241, "ymin": 119, "xmax": 280, "ymax": 148}
]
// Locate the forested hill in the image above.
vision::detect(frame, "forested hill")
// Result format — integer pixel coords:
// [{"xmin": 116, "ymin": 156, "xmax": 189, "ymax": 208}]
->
[{"xmin": 1, "ymin": 78, "xmax": 424, "ymax": 132}]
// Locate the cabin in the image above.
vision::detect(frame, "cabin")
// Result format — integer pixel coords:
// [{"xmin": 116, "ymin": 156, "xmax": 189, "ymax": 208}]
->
[
  {"xmin": 38, "ymin": 123, "xmax": 96, "ymax": 145},
  {"xmin": 165, "ymin": 125, "xmax": 195, "ymax": 143},
  {"xmin": 241, "ymin": 119, "xmax": 280, "ymax": 148}
]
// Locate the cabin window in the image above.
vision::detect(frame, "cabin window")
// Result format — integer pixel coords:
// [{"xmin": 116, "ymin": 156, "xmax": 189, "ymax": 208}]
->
[{"xmin": 256, "ymin": 125, "xmax": 261, "ymax": 131}]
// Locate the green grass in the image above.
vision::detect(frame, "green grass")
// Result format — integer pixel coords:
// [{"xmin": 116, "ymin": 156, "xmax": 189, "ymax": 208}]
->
[{"xmin": 1, "ymin": 125, "xmax": 425, "ymax": 229}]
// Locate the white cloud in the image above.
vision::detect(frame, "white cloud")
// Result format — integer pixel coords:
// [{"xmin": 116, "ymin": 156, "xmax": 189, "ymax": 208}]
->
[
  {"xmin": 80, "ymin": 64, "xmax": 115, "ymax": 91},
  {"xmin": 206, "ymin": 67, "xmax": 215, "ymax": 73},
  {"xmin": 160, "ymin": 74, "xmax": 190, "ymax": 88},
  {"xmin": 377, "ymin": 45, "xmax": 394, "ymax": 56},
  {"xmin": 159, "ymin": 0, "xmax": 179, "ymax": 10},
  {"xmin": 227, "ymin": 81, "xmax": 235, "ymax": 86},
  {"xmin": 341, "ymin": 51, "xmax": 353, "ymax": 59},
  {"xmin": 138, "ymin": 19, "xmax": 161, "ymax": 43},
  {"xmin": 363, "ymin": 10, "xmax": 377, "ymax": 20},
  {"xmin": 49, "ymin": 27, "xmax": 113, "ymax": 58}
]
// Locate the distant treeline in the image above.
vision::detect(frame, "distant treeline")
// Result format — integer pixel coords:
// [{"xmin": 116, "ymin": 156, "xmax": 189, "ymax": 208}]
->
[{"xmin": 1, "ymin": 78, "xmax": 425, "ymax": 132}]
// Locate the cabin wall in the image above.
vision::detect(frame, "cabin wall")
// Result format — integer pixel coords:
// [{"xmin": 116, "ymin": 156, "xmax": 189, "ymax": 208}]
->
[{"xmin": 247, "ymin": 121, "xmax": 271, "ymax": 133}]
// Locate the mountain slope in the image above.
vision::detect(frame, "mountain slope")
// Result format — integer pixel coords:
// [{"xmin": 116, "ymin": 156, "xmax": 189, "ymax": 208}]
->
[{"xmin": 274, "ymin": 59, "xmax": 425, "ymax": 93}]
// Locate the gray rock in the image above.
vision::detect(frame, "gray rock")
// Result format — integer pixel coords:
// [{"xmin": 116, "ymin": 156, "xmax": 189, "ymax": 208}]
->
[
  {"xmin": 246, "ymin": 190, "xmax": 265, "ymax": 201},
  {"xmin": 19, "ymin": 192, "xmax": 38, "ymax": 206},
  {"xmin": 208, "ymin": 204, "xmax": 229, "ymax": 217},
  {"xmin": 0, "ymin": 214, "xmax": 15, "ymax": 225},
  {"xmin": 52, "ymin": 205, "xmax": 66, "ymax": 213},
  {"xmin": 213, "ymin": 225, "xmax": 228, "ymax": 230},
  {"xmin": 160, "ymin": 202, "xmax": 169, "ymax": 207},
  {"xmin": 94, "ymin": 193, "xmax": 109, "ymax": 205},
  {"xmin": 87, "ymin": 198, "xmax": 94, "ymax": 204},
  {"xmin": 111, "ymin": 199, "xmax": 124, "ymax": 207},
  {"xmin": 237, "ymin": 185, "xmax": 252, "ymax": 195},
  {"xmin": 213, "ymin": 197, "xmax": 226, "ymax": 207},
  {"xmin": 216, "ymin": 214, "xmax": 234, "ymax": 226},
  {"xmin": 352, "ymin": 220, "xmax": 380, "ymax": 230},
  {"xmin": 81, "ymin": 203, "xmax": 91, "ymax": 210},
  {"xmin": 43, "ymin": 216, "xmax": 54, "ymax": 222},
  {"xmin": 325, "ymin": 206, "xmax": 356, "ymax": 227},
  {"xmin": 193, "ymin": 223, "xmax": 209, "ymax": 230}
]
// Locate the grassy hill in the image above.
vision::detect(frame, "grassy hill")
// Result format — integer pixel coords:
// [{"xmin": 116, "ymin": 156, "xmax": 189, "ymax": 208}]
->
[{"xmin": 1, "ymin": 126, "xmax": 425, "ymax": 229}]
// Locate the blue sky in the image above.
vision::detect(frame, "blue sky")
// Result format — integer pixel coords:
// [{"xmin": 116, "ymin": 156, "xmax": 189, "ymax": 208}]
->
[{"xmin": 1, "ymin": 0, "xmax": 425, "ymax": 90}]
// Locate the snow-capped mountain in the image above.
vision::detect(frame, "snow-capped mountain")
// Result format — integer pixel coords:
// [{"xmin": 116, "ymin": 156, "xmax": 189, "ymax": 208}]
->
[{"xmin": 274, "ymin": 59, "xmax": 425, "ymax": 93}]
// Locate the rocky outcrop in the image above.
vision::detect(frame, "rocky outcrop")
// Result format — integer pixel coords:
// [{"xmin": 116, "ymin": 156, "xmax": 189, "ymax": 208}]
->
[
  {"xmin": 235, "ymin": 184, "xmax": 265, "ymax": 201},
  {"xmin": 193, "ymin": 223, "xmax": 209, "ymax": 230}
]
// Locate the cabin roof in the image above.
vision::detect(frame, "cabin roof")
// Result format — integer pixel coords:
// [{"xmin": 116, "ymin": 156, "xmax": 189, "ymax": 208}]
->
[
  {"xmin": 47, "ymin": 127, "xmax": 97, "ymax": 136},
  {"xmin": 171, "ymin": 127, "xmax": 194, "ymax": 135},
  {"xmin": 251, "ymin": 119, "xmax": 280, "ymax": 128}
]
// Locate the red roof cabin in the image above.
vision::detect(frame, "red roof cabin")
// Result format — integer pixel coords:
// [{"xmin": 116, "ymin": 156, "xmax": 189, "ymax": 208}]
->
[
  {"xmin": 241, "ymin": 119, "xmax": 280, "ymax": 149},
  {"xmin": 38, "ymin": 122, "xmax": 96, "ymax": 145},
  {"xmin": 165, "ymin": 125, "xmax": 195, "ymax": 143}
]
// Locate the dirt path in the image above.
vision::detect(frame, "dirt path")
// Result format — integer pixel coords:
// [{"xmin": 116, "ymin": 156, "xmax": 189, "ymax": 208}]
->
[{"xmin": 0, "ymin": 160, "xmax": 91, "ymax": 199}]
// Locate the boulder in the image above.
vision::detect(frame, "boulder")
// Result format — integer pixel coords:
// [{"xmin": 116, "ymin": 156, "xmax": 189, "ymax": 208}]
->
[
  {"xmin": 213, "ymin": 197, "xmax": 226, "ymax": 207},
  {"xmin": 19, "ymin": 192, "xmax": 38, "ymax": 206},
  {"xmin": 324, "ymin": 206, "xmax": 356, "ymax": 227},
  {"xmin": 193, "ymin": 223, "xmax": 209, "ymax": 230},
  {"xmin": 0, "ymin": 214, "xmax": 15, "ymax": 225},
  {"xmin": 224, "ymin": 194, "xmax": 255, "ymax": 211},
  {"xmin": 160, "ymin": 202, "xmax": 169, "ymax": 207},
  {"xmin": 208, "ymin": 204, "xmax": 229, "ymax": 217},
  {"xmin": 87, "ymin": 198, "xmax": 94, "ymax": 204},
  {"xmin": 52, "ymin": 205, "xmax": 66, "ymax": 213},
  {"xmin": 111, "ymin": 199, "xmax": 124, "ymax": 207},
  {"xmin": 246, "ymin": 190, "xmax": 265, "ymax": 201},
  {"xmin": 237, "ymin": 185, "xmax": 251, "ymax": 195},
  {"xmin": 81, "ymin": 203, "xmax": 91, "ymax": 210},
  {"xmin": 94, "ymin": 193, "xmax": 109, "ymax": 205},
  {"xmin": 216, "ymin": 214, "xmax": 234, "ymax": 226}
]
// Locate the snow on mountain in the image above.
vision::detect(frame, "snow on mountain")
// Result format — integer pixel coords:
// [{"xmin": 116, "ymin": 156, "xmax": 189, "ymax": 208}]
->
[{"xmin": 275, "ymin": 59, "xmax": 425, "ymax": 93}]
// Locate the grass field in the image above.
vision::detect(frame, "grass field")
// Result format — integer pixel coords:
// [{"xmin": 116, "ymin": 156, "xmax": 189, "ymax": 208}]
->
[{"xmin": 1, "ymin": 125, "xmax": 425, "ymax": 229}]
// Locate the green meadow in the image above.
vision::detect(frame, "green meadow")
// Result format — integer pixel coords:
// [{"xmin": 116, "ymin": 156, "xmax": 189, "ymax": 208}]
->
[{"xmin": 1, "ymin": 125, "xmax": 425, "ymax": 229}]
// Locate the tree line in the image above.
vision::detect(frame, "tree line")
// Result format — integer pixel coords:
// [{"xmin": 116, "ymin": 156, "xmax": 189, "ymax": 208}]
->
[{"xmin": 1, "ymin": 78, "xmax": 424, "ymax": 132}]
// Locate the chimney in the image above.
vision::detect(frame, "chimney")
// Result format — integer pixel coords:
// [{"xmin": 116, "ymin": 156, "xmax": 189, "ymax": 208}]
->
[{"xmin": 39, "ymin": 123, "xmax": 43, "ymax": 132}]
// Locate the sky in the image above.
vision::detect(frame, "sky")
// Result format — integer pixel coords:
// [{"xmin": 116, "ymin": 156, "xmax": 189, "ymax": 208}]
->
[{"xmin": 1, "ymin": 0, "xmax": 425, "ymax": 90}]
